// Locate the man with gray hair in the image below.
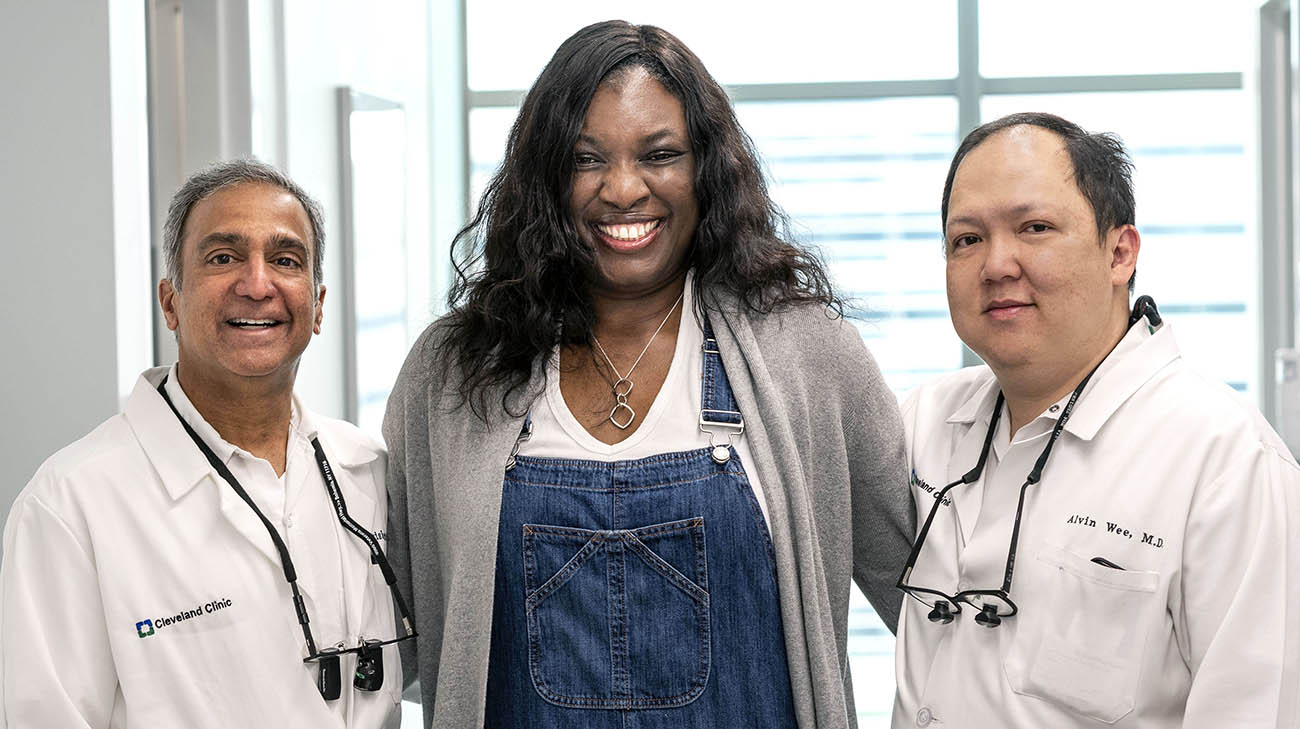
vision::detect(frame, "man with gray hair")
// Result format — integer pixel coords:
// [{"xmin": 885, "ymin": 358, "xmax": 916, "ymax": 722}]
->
[{"xmin": 0, "ymin": 160, "xmax": 408, "ymax": 728}]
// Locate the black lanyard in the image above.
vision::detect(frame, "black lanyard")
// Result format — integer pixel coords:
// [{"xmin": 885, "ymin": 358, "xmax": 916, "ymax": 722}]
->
[
  {"xmin": 897, "ymin": 296, "xmax": 1163, "ymax": 627},
  {"xmin": 155, "ymin": 376, "xmax": 415, "ymax": 655}
]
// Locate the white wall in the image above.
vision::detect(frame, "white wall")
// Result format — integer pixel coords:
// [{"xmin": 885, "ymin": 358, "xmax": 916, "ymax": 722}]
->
[
  {"xmin": 0, "ymin": 0, "xmax": 445, "ymax": 543},
  {"xmin": 280, "ymin": 0, "xmax": 439, "ymax": 415},
  {"xmin": 0, "ymin": 0, "xmax": 152, "ymax": 538}
]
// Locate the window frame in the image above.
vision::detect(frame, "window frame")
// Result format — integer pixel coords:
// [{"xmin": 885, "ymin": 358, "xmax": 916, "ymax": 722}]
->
[{"xmin": 458, "ymin": 0, "xmax": 1254, "ymax": 385}]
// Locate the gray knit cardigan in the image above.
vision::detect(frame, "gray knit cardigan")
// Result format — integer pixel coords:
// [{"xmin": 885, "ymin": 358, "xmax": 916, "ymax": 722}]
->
[{"xmin": 383, "ymin": 291, "xmax": 914, "ymax": 728}]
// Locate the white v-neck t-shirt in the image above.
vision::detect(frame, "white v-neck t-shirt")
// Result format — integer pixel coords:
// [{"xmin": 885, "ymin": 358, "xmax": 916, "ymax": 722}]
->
[{"xmin": 517, "ymin": 275, "xmax": 769, "ymax": 525}]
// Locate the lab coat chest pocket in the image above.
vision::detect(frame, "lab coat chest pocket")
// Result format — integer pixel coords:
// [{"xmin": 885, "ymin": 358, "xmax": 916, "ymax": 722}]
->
[{"xmin": 1004, "ymin": 542, "xmax": 1161, "ymax": 723}]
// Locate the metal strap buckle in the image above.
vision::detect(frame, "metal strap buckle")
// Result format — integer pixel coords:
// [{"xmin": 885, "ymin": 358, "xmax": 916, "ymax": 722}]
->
[
  {"xmin": 505, "ymin": 420, "xmax": 533, "ymax": 472},
  {"xmin": 699, "ymin": 410, "xmax": 743, "ymax": 464}
]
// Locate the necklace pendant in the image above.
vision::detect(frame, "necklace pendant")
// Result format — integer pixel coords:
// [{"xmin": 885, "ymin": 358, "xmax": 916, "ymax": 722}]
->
[
  {"xmin": 609, "ymin": 401, "xmax": 636, "ymax": 430},
  {"xmin": 608, "ymin": 377, "xmax": 636, "ymax": 429}
]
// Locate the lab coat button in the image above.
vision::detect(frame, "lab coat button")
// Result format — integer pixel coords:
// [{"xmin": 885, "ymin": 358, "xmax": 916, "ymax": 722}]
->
[
  {"xmin": 285, "ymin": 514, "xmax": 295, "ymax": 528},
  {"xmin": 917, "ymin": 707, "xmax": 933, "ymax": 727}
]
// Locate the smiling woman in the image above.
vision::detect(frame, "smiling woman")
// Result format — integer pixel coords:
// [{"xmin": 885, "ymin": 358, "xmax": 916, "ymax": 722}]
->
[
  {"xmin": 383, "ymin": 20, "xmax": 914, "ymax": 729},
  {"xmin": 569, "ymin": 67, "xmax": 698, "ymax": 302}
]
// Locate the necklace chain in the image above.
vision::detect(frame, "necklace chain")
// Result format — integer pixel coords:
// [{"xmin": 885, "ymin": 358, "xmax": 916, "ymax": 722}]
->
[{"xmin": 591, "ymin": 291, "xmax": 684, "ymax": 430}]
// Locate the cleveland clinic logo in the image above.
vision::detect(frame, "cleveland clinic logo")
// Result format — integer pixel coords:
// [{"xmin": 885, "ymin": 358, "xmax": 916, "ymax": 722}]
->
[{"xmin": 135, "ymin": 598, "xmax": 233, "ymax": 638}]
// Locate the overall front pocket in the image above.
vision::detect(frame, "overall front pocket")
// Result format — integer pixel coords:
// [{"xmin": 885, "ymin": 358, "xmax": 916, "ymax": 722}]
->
[{"xmin": 522, "ymin": 518, "xmax": 711, "ymax": 709}]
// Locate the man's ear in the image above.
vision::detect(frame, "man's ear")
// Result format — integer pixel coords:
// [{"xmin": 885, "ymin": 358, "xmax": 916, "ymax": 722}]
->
[
  {"xmin": 313, "ymin": 284, "xmax": 326, "ymax": 335},
  {"xmin": 1109, "ymin": 224, "xmax": 1140, "ymax": 288},
  {"xmin": 159, "ymin": 279, "xmax": 180, "ymax": 332}
]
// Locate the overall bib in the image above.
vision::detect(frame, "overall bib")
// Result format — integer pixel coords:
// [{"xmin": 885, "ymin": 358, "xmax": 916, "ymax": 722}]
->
[{"xmin": 485, "ymin": 323, "xmax": 797, "ymax": 727}]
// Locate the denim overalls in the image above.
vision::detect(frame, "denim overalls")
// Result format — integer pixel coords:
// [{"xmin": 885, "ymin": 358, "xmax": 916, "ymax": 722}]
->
[{"xmin": 485, "ymin": 322, "xmax": 797, "ymax": 727}]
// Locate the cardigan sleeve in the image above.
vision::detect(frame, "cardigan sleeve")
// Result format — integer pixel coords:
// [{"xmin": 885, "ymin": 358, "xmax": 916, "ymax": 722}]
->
[
  {"xmin": 382, "ymin": 325, "xmax": 440, "ymax": 693},
  {"xmin": 832, "ymin": 322, "xmax": 914, "ymax": 633}
]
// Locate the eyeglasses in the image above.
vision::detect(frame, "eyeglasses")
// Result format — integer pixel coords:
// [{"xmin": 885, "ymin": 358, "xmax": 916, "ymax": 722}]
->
[
  {"xmin": 897, "ymin": 373, "xmax": 1094, "ymax": 628},
  {"xmin": 157, "ymin": 378, "xmax": 418, "ymax": 700}
]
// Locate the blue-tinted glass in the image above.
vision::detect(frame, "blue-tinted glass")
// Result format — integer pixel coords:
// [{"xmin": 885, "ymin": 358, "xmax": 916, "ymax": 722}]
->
[
  {"xmin": 736, "ymin": 97, "xmax": 962, "ymax": 394},
  {"xmin": 981, "ymin": 0, "xmax": 1253, "ymax": 77},
  {"xmin": 468, "ymin": 106, "xmax": 518, "ymax": 207},
  {"xmin": 736, "ymin": 97, "xmax": 960, "ymax": 725}
]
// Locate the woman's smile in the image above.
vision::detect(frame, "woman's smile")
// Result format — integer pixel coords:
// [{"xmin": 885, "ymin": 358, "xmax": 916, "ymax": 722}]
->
[{"xmin": 592, "ymin": 218, "xmax": 663, "ymax": 252}]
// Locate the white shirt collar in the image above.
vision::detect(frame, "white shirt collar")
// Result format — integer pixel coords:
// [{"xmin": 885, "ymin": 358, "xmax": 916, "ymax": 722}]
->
[
  {"xmin": 946, "ymin": 320, "xmax": 1181, "ymax": 445},
  {"xmin": 163, "ymin": 362, "xmax": 311, "ymax": 467}
]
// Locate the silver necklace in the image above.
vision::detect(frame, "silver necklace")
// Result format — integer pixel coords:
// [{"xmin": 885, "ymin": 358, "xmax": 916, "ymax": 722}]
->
[{"xmin": 591, "ymin": 292, "xmax": 684, "ymax": 430}]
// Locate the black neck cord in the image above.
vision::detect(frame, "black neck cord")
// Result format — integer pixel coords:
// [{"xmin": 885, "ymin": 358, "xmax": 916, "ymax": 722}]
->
[
  {"xmin": 309, "ymin": 438, "xmax": 415, "ymax": 632},
  {"xmin": 155, "ymin": 376, "xmax": 416, "ymax": 654},
  {"xmin": 155, "ymin": 377, "xmax": 318, "ymax": 654},
  {"xmin": 993, "ymin": 296, "xmax": 1164, "ymax": 589},
  {"xmin": 997, "ymin": 362, "xmax": 1098, "ymax": 592}
]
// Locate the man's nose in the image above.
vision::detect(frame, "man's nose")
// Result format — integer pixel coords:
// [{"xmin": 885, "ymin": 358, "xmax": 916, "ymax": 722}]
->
[
  {"xmin": 598, "ymin": 160, "xmax": 651, "ymax": 210},
  {"xmin": 981, "ymin": 234, "xmax": 1022, "ymax": 282},
  {"xmin": 233, "ymin": 258, "xmax": 276, "ymax": 299}
]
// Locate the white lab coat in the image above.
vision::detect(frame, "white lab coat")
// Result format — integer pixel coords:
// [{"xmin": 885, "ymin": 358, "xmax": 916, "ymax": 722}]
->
[
  {"xmin": 0, "ymin": 367, "xmax": 401, "ymax": 728},
  {"xmin": 894, "ymin": 322, "xmax": 1300, "ymax": 728}
]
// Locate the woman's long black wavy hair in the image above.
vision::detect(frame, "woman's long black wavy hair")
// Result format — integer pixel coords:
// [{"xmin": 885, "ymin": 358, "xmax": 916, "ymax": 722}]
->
[{"xmin": 443, "ymin": 20, "xmax": 842, "ymax": 418}]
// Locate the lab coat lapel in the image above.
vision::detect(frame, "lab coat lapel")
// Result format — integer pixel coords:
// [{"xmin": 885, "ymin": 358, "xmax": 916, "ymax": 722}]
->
[
  {"xmin": 128, "ymin": 368, "xmax": 287, "ymax": 569},
  {"xmin": 335, "ymin": 461, "xmax": 379, "ymax": 631},
  {"xmin": 944, "ymin": 380, "xmax": 1000, "ymax": 547},
  {"xmin": 307, "ymin": 420, "xmax": 382, "ymax": 631},
  {"xmin": 945, "ymin": 420, "xmax": 988, "ymax": 547},
  {"xmin": 1059, "ymin": 322, "xmax": 1181, "ymax": 441},
  {"xmin": 127, "ymin": 368, "xmax": 212, "ymax": 501}
]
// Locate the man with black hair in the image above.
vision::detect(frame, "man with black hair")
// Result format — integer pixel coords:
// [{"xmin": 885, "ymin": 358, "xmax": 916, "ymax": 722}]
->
[{"xmin": 894, "ymin": 113, "xmax": 1300, "ymax": 728}]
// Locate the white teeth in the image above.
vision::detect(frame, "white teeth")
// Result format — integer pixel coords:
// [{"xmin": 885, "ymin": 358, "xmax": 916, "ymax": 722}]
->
[
  {"xmin": 597, "ymin": 220, "xmax": 660, "ymax": 241},
  {"xmin": 229, "ymin": 318, "xmax": 277, "ymax": 327}
]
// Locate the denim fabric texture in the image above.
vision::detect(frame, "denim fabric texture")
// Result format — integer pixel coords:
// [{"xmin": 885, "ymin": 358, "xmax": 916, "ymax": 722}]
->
[{"xmin": 484, "ymin": 322, "xmax": 797, "ymax": 727}]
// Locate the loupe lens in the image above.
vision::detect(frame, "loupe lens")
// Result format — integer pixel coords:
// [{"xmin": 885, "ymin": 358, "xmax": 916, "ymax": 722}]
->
[
  {"xmin": 316, "ymin": 652, "xmax": 342, "ymax": 701},
  {"xmin": 354, "ymin": 640, "xmax": 384, "ymax": 692},
  {"xmin": 957, "ymin": 591, "xmax": 1016, "ymax": 617}
]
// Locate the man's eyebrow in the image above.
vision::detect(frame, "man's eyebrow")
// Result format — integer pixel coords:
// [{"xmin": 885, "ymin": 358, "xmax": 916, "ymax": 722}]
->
[
  {"xmin": 267, "ymin": 235, "xmax": 310, "ymax": 255},
  {"xmin": 945, "ymin": 215, "xmax": 980, "ymax": 230},
  {"xmin": 195, "ymin": 232, "xmax": 246, "ymax": 252},
  {"xmin": 195, "ymin": 232, "xmax": 310, "ymax": 256},
  {"xmin": 946, "ymin": 203, "xmax": 1045, "ymax": 231}
]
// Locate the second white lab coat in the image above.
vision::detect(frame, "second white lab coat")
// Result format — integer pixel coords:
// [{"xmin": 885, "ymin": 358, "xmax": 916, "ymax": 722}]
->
[
  {"xmin": 0, "ymin": 367, "xmax": 401, "ymax": 728},
  {"xmin": 894, "ymin": 322, "xmax": 1300, "ymax": 728}
]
